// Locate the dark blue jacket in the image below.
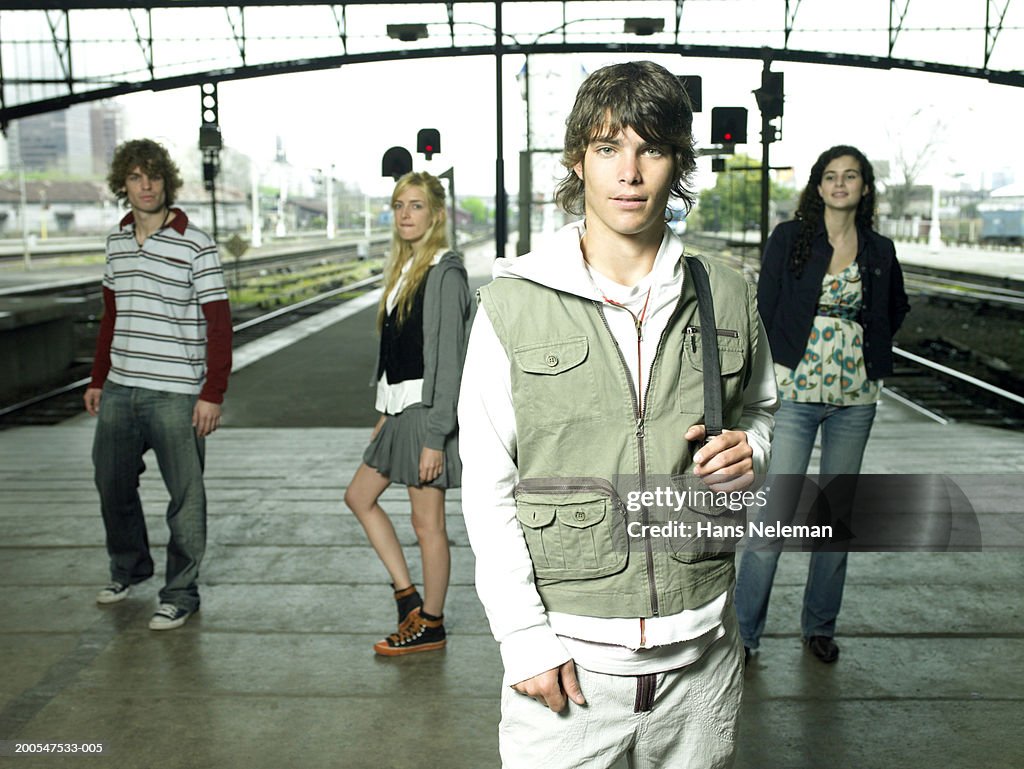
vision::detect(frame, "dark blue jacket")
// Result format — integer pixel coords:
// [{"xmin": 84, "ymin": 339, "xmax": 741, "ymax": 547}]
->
[{"xmin": 757, "ymin": 219, "xmax": 910, "ymax": 380}]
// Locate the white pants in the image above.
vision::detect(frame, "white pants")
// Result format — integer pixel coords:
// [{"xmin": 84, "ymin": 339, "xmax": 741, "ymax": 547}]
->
[{"xmin": 499, "ymin": 612, "xmax": 744, "ymax": 769}]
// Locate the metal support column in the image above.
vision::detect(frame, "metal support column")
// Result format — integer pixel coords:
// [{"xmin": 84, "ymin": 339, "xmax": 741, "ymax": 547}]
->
[{"xmin": 494, "ymin": 1, "xmax": 507, "ymax": 258}]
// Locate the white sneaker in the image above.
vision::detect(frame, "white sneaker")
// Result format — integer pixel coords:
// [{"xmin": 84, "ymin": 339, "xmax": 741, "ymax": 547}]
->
[
  {"xmin": 96, "ymin": 582, "xmax": 130, "ymax": 604},
  {"xmin": 148, "ymin": 603, "xmax": 193, "ymax": 631}
]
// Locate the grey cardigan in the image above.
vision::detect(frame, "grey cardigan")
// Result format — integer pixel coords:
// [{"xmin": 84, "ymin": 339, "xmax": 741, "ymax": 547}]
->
[
  {"xmin": 371, "ymin": 250, "xmax": 472, "ymax": 450},
  {"xmin": 420, "ymin": 251, "xmax": 472, "ymax": 449}
]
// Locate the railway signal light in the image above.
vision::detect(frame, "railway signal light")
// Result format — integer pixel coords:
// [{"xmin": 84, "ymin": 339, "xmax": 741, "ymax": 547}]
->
[
  {"xmin": 417, "ymin": 128, "xmax": 440, "ymax": 160},
  {"xmin": 382, "ymin": 146, "xmax": 413, "ymax": 180},
  {"xmin": 754, "ymin": 71, "xmax": 784, "ymax": 120},
  {"xmin": 710, "ymin": 107, "xmax": 747, "ymax": 145},
  {"xmin": 198, "ymin": 82, "xmax": 222, "ymax": 193},
  {"xmin": 198, "ymin": 82, "xmax": 222, "ymax": 150}
]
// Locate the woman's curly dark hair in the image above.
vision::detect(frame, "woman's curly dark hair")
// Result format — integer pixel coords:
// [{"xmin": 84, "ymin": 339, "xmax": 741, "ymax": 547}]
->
[
  {"xmin": 107, "ymin": 138, "xmax": 184, "ymax": 208},
  {"xmin": 790, "ymin": 145, "xmax": 876, "ymax": 275}
]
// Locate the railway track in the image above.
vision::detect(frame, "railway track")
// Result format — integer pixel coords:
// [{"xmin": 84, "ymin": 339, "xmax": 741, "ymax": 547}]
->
[
  {"xmin": 688, "ymin": 233, "xmax": 1024, "ymax": 428},
  {"xmin": 686, "ymin": 233, "xmax": 1024, "ymax": 311},
  {"xmin": 0, "ymin": 232, "xmax": 391, "ymax": 264},
  {"xmin": 883, "ymin": 346, "xmax": 1024, "ymax": 429},
  {"xmin": 0, "ymin": 233, "xmax": 391, "ymax": 301},
  {"xmin": 0, "ymin": 274, "xmax": 384, "ymax": 429},
  {"xmin": 2, "ymin": 233, "xmax": 1021, "ymax": 430}
]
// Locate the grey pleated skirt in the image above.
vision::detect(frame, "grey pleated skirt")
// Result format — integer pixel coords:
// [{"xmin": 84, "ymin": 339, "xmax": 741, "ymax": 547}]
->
[{"xmin": 363, "ymin": 404, "xmax": 462, "ymax": 489}]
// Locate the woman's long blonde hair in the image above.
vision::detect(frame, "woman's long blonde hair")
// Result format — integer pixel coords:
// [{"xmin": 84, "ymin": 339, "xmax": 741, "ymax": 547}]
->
[{"xmin": 376, "ymin": 171, "xmax": 449, "ymax": 331}]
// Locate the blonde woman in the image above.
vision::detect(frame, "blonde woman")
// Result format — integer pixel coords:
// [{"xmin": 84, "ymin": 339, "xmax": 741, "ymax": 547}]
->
[{"xmin": 344, "ymin": 172, "xmax": 471, "ymax": 656}]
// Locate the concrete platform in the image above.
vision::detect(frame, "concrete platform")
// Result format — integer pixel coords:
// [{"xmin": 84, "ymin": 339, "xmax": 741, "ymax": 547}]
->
[
  {"xmin": 2, "ymin": 236, "xmax": 1023, "ymax": 767},
  {"xmin": 2, "ymin": 398, "xmax": 1023, "ymax": 768},
  {"xmin": 895, "ymin": 240, "xmax": 1024, "ymax": 283}
]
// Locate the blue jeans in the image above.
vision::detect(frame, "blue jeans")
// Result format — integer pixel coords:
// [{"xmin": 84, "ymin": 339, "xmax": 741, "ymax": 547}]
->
[
  {"xmin": 93, "ymin": 382, "xmax": 207, "ymax": 612},
  {"xmin": 736, "ymin": 400, "xmax": 877, "ymax": 648}
]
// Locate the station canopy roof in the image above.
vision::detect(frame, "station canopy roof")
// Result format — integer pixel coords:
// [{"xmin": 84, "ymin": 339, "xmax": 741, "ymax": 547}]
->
[{"xmin": 2, "ymin": 0, "xmax": 1024, "ymax": 126}]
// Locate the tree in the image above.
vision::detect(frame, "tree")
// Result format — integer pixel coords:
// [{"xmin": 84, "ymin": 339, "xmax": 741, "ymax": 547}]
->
[
  {"xmin": 460, "ymin": 196, "xmax": 490, "ymax": 225},
  {"xmin": 696, "ymin": 155, "xmax": 794, "ymax": 233},
  {"xmin": 884, "ymin": 107, "xmax": 948, "ymax": 220}
]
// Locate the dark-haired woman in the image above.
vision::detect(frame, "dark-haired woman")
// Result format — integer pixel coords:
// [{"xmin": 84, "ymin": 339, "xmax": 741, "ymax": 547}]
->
[
  {"xmin": 344, "ymin": 171, "xmax": 471, "ymax": 656},
  {"xmin": 736, "ymin": 145, "xmax": 910, "ymax": 664}
]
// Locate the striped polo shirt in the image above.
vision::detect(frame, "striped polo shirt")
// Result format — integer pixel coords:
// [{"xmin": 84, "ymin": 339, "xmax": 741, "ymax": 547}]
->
[{"xmin": 104, "ymin": 209, "xmax": 229, "ymax": 395}]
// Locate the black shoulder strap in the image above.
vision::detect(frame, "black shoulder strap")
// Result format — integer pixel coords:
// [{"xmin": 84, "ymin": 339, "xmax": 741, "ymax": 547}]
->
[{"xmin": 684, "ymin": 256, "xmax": 723, "ymax": 442}]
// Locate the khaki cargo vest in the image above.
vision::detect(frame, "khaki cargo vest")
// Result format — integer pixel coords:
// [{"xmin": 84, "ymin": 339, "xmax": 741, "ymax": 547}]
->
[{"xmin": 479, "ymin": 255, "xmax": 759, "ymax": 618}]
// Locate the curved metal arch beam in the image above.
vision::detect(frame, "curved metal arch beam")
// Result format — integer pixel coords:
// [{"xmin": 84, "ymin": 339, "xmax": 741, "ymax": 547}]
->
[
  {"xmin": 3, "ymin": 40, "xmax": 1023, "ymax": 126},
  {"xmin": 889, "ymin": 0, "xmax": 913, "ymax": 57},
  {"xmin": 986, "ymin": 0, "xmax": 1013, "ymax": 69}
]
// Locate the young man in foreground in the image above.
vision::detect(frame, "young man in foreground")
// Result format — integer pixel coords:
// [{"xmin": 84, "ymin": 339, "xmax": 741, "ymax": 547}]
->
[{"xmin": 459, "ymin": 61, "xmax": 778, "ymax": 767}]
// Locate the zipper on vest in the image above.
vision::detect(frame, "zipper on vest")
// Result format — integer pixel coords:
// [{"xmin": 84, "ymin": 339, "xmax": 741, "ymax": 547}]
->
[
  {"xmin": 595, "ymin": 297, "xmax": 686, "ymax": 618},
  {"xmin": 684, "ymin": 326, "xmax": 739, "ymax": 354},
  {"xmin": 513, "ymin": 477, "xmax": 626, "ymax": 516}
]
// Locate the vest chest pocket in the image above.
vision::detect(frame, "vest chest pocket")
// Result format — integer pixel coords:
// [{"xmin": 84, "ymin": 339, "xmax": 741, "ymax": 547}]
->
[
  {"xmin": 515, "ymin": 490, "xmax": 626, "ymax": 581},
  {"xmin": 679, "ymin": 326, "xmax": 747, "ymax": 415},
  {"xmin": 512, "ymin": 336, "xmax": 601, "ymax": 425}
]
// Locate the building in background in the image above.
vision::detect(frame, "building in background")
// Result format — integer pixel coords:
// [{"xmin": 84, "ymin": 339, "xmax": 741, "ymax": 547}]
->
[
  {"xmin": 6, "ymin": 102, "xmax": 124, "ymax": 177},
  {"xmin": 89, "ymin": 102, "xmax": 125, "ymax": 175}
]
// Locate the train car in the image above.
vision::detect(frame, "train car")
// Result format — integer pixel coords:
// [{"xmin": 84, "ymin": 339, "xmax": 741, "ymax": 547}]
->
[
  {"xmin": 980, "ymin": 209, "xmax": 1024, "ymax": 244},
  {"xmin": 978, "ymin": 184, "xmax": 1024, "ymax": 244}
]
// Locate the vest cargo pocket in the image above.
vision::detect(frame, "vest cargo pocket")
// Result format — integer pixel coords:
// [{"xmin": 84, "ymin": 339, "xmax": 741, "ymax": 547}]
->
[
  {"xmin": 667, "ymin": 474, "xmax": 747, "ymax": 564},
  {"xmin": 514, "ymin": 482, "xmax": 627, "ymax": 581},
  {"xmin": 512, "ymin": 336, "xmax": 601, "ymax": 425},
  {"xmin": 515, "ymin": 505, "xmax": 558, "ymax": 570}
]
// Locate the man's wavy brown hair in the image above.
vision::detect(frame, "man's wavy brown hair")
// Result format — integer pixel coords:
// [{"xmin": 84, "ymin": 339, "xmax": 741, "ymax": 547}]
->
[
  {"xmin": 554, "ymin": 61, "xmax": 697, "ymax": 216},
  {"xmin": 107, "ymin": 138, "xmax": 184, "ymax": 208}
]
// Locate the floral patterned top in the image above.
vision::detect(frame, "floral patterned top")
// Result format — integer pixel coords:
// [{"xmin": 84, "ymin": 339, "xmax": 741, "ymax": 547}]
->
[{"xmin": 774, "ymin": 261, "xmax": 880, "ymax": 405}]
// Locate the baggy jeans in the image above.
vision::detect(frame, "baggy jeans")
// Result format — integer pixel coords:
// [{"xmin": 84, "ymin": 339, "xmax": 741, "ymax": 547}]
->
[
  {"xmin": 93, "ymin": 381, "xmax": 207, "ymax": 612},
  {"xmin": 736, "ymin": 399, "xmax": 876, "ymax": 648}
]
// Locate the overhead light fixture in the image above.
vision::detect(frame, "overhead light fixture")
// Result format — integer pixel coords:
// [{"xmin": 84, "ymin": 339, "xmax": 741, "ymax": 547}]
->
[
  {"xmin": 623, "ymin": 18, "xmax": 664, "ymax": 36},
  {"xmin": 387, "ymin": 24, "xmax": 429, "ymax": 42}
]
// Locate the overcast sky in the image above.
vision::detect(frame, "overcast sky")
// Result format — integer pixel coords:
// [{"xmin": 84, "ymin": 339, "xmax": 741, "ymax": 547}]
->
[
  {"xmin": 3, "ymin": 2, "xmax": 1022, "ymax": 200},
  {"xmin": 113, "ymin": 50, "xmax": 1022, "ymax": 200}
]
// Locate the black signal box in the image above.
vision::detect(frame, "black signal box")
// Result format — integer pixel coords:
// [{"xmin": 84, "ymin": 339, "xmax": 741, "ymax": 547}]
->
[
  {"xmin": 417, "ymin": 128, "xmax": 441, "ymax": 160},
  {"xmin": 710, "ymin": 107, "xmax": 748, "ymax": 144},
  {"xmin": 382, "ymin": 146, "xmax": 413, "ymax": 180}
]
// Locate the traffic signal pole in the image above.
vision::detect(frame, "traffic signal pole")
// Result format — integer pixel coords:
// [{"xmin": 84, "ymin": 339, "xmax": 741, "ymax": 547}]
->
[
  {"xmin": 755, "ymin": 61, "xmax": 784, "ymax": 253},
  {"xmin": 760, "ymin": 99, "xmax": 770, "ymax": 253},
  {"xmin": 198, "ymin": 83, "xmax": 224, "ymax": 278},
  {"xmin": 439, "ymin": 166, "xmax": 456, "ymax": 247},
  {"xmin": 494, "ymin": 6, "xmax": 507, "ymax": 258}
]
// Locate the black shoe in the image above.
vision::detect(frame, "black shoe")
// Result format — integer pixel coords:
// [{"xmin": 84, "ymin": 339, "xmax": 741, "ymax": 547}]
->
[
  {"xmin": 96, "ymin": 581, "xmax": 130, "ymax": 604},
  {"xmin": 743, "ymin": 646, "xmax": 752, "ymax": 667},
  {"xmin": 805, "ymin": 635, "xmax": 840, "ymax": 663},
  {"xmin": 374, "ymin": 608, "xmax": 446, "ymax": 656}
]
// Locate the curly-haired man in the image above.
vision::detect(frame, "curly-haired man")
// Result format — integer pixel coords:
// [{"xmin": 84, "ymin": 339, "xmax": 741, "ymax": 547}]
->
[{"xmin": 86, "ymin": 138, "xmax": 232, "ymax": 631}]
